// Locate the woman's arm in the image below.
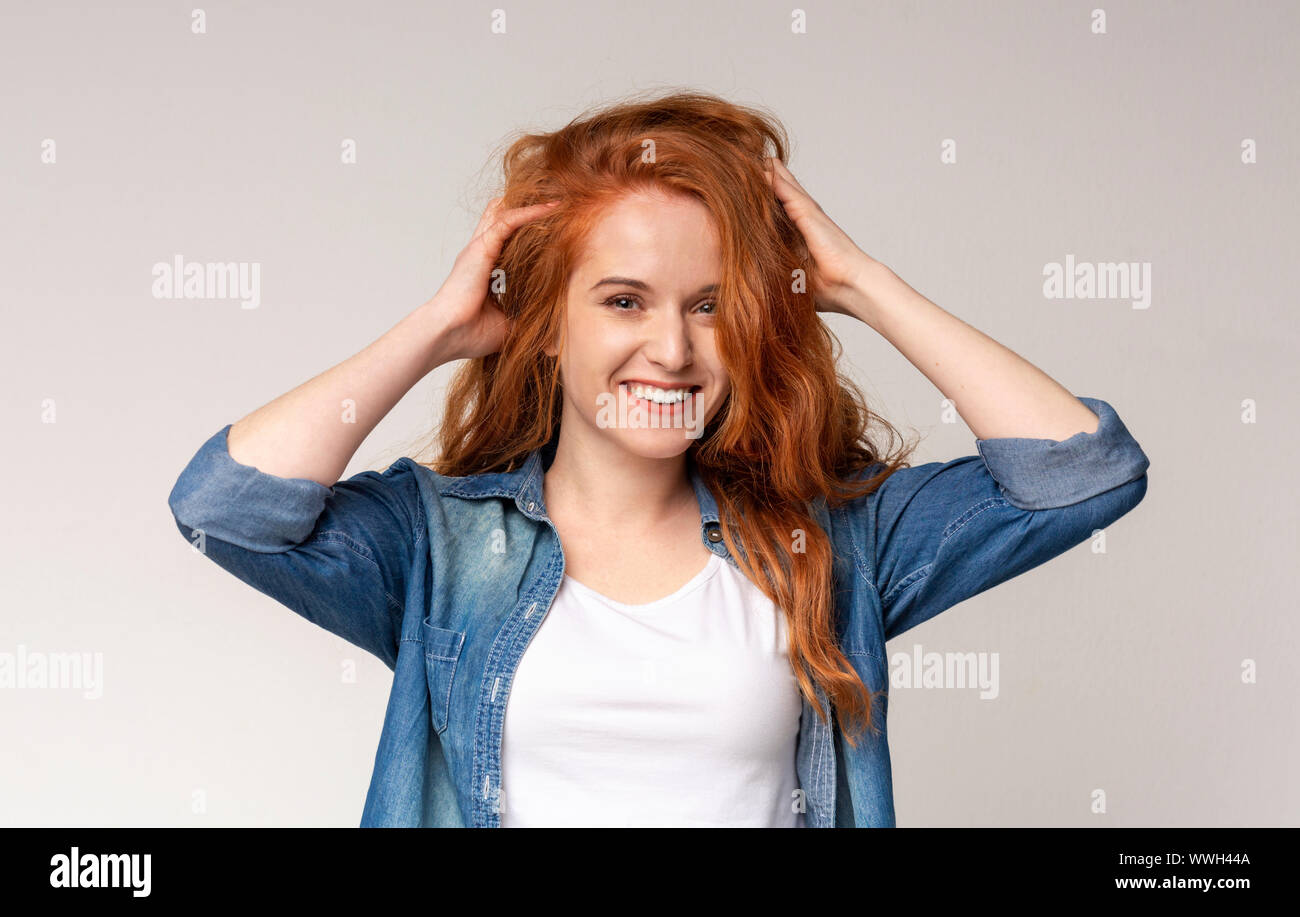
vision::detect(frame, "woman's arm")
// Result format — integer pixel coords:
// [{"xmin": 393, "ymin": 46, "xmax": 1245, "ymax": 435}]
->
[
  {"xmin": 167, "ymin": 198, "xmax": 557, "ymax": 666},
  {"xmin": 833, "ymin": 273, "xmax": 1151, "ymax": 640},
  {"xmin": 167, "ymin": 305, "xmax": 445, "ymax": 668},
  {"xmin": 227, "ymin": 196, "xmax": 559, "ymax": 486},
  {"xmin": 765, "ymin": 157, "xmax": 1149, "ymax": 641},
  {"xmin": 837, "ymin": 260, "xmax": 1102, "ymax": 443},
  {"xmin": 225, "ymin": 302, "xmax": 459, "ymax": 487},
  {"xmin": 765, "ymin": 155, "xmax": 1098, "ymax": 444}
]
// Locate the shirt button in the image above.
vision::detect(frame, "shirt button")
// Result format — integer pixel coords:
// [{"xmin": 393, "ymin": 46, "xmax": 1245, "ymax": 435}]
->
[
  {"xmin": 527, "ymin": 501, "xmax": 536, "ymax": 512},
  {"xmin": 706, "ymin": 526, "xmax": 722, "ymax": 543}
]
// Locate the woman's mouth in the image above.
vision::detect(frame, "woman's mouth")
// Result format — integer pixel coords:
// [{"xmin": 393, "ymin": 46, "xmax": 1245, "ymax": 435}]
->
[{"xmin": 618, "ymin": 382, "xmax": 703, "ymax": 412}]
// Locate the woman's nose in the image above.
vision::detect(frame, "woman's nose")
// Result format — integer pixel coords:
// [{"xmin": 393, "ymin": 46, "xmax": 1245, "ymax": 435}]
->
[{"xmin": 641, "ymin": 309, "xmax": 693, "ymax": 368}]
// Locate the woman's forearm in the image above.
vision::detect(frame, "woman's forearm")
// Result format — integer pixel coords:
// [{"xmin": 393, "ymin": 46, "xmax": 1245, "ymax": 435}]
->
[
  {"xmin": 843, "ymin": 260, "xmax": 1101, "ymax": 443},
  {"xmin": 226, "ymin": 299, "xmax": 458, "ymax": 487}
]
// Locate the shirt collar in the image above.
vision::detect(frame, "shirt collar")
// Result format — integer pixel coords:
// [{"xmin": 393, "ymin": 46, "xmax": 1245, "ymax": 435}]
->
[{"xmin": 439, "ymin": 440, "xmax": 722, "ymax": 534}]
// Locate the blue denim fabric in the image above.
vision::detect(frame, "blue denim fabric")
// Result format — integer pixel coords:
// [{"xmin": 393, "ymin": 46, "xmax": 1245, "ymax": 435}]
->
[{"xmin": 167, "ymin": 395, "xmax": 1149, "ymax": 827}]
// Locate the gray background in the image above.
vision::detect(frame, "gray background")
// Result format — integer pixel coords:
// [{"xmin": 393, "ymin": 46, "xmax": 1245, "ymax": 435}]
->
[{"xmin": 2, "ymin": 0, "xmax": 1295, "ymax": 826}]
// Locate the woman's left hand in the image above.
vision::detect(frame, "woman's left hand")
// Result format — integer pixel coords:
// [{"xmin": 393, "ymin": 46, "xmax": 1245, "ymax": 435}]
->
[{"xmin": 763, "ymin": 156, "xmax": 887, "ymax": 317}]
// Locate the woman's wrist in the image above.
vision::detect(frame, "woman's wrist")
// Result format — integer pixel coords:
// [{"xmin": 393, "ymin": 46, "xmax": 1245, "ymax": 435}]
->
[
  {"xmin": 407, "ymin": 296, "xmax": 465, "ymax": 372},
  {"xmin": 842, "ymin": 256, "xmax": 901, "ymax": 328}
]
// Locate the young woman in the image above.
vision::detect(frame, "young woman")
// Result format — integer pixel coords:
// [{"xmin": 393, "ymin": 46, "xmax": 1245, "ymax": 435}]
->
[{"xmin": 168, "ymin": 90, "xmax": 1150, "ymax": 827}]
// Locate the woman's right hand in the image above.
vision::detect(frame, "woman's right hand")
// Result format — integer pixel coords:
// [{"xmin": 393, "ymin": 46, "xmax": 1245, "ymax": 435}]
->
[{"xmin": 424, "ymin": 196, "xmax": 560, "ymax": 363}]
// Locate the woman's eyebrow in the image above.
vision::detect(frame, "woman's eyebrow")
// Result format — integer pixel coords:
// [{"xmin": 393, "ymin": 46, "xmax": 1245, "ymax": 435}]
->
[{"xmin": 589, "ymin": 276, "xmax": 719, "ymax": 295}]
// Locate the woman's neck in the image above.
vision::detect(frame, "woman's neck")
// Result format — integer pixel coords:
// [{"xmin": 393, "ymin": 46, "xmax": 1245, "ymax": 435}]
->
[{"xmin": 542, "ymin": 428, "xmax": 698, "ymax": 534}]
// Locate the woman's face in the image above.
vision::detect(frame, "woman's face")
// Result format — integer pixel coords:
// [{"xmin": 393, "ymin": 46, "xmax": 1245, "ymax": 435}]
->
[{"xmin": 547, "ymin": 188, "xmax": 731, "ymax": 460}]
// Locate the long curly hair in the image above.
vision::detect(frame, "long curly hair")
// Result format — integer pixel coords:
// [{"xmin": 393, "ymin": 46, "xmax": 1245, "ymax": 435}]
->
[{"xmin": 410, "ymin": 89, "xmax": 918, "ymax": 746}]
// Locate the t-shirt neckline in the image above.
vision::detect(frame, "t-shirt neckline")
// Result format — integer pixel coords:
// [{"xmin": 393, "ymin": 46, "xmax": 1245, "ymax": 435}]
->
[{"xmin": 563, "ymin": 552, "xmax": 723, "ymax": 612}]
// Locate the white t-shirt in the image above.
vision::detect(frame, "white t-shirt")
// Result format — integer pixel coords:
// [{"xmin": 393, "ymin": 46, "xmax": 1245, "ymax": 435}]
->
[{"xmin": 500, "ymin": 551, "xmax": 805, "ymax": 827}]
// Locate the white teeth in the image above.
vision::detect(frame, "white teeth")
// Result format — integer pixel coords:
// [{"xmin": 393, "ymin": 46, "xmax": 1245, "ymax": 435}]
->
[{"xmin": 625, "ymin": 383, "xmax": 694, "ymax": 404}]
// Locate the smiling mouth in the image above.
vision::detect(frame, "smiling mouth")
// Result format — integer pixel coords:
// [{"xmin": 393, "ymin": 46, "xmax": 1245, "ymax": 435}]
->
[
  {"xmin": 616, "ymin": 385, "xmax": 702, "ymax": 413},
  {"xmin": 618, "ymin": 382, "xmax": 703, "ymax": 406}
]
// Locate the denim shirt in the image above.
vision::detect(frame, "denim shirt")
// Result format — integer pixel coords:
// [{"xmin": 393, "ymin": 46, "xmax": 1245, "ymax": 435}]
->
[{"xmin": 166, "ymin": 395, "xmax": 1149, "ymax": 827}]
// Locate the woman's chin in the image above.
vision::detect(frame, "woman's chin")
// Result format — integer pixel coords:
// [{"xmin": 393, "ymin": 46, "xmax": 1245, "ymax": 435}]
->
[{"xmin": 608, "ymin": 428, "xmax": 700, "ymax": 460}]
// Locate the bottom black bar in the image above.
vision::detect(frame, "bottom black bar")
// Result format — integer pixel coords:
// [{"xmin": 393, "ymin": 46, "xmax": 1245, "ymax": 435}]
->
[{"xmin": 0, "ymin": 827, "xmax": 1284, "ymax": 902}]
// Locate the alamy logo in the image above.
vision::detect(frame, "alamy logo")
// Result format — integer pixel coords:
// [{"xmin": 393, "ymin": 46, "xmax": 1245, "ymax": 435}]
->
[
  {"xmin": 0, "ymin": 645, "xmax": 103, "ymax": 699},
  {"xmin": 595, "ymin": 386, "xmax": 707, "ymax": 439},
  {"xmin": 49, "ymin": 847, "xmax": 151, "ymax": 897},
  {"xmin": 890, "ymin": 644, "xmax": 1000, "ymax": 699},
  {"xmin": 1042, "ymin": 254, "xmax": 1151, "ymax": 309},
  {"xmin": 152, "ymin": 254, "xmax": 261, "ymax": 309}
]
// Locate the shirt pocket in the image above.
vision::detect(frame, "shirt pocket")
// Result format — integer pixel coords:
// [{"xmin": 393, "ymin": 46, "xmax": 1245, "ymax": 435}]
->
[{"xmin": 422, "ymin": 618, "xmax": 466, "ymax": 735}]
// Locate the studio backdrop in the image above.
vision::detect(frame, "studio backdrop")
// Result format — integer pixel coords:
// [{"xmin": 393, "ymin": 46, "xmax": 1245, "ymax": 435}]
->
[{"xmin": 2, "ymin": 0, "xmax": 1295, "ymax": 826}]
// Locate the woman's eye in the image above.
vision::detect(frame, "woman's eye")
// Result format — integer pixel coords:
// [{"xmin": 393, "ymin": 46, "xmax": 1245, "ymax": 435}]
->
[{"xmin": 602, "ymin": 295, "xmax": 717, "ymax": 314}]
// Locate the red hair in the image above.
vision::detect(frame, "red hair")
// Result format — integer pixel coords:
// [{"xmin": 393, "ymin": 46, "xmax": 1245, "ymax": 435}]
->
[{"xmin": 416, "ymin": 89, "xmax": 917, "ymax": 745}]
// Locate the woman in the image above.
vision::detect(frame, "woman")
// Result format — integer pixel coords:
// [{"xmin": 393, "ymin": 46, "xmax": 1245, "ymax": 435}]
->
[{"xmin": 168, "ymin": 90, "xmax": 1150, "ymax": 827}]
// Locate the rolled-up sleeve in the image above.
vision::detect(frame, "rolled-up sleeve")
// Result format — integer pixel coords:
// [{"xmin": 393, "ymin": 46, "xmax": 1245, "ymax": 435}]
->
[
  {"xmin": 975, "ymin": 396, "xmax": 1151, "ymax": 510},
  {"xmin": 844, "ymin": 396, "xmax": 1150, "ymax": 641},
  {"xmin": 166, "ymin": 424, "xmax": 426, "ymax": 669},
  {"xmin": 166, "ymin": 424, "xmax": 334, "ymax": 551}
]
